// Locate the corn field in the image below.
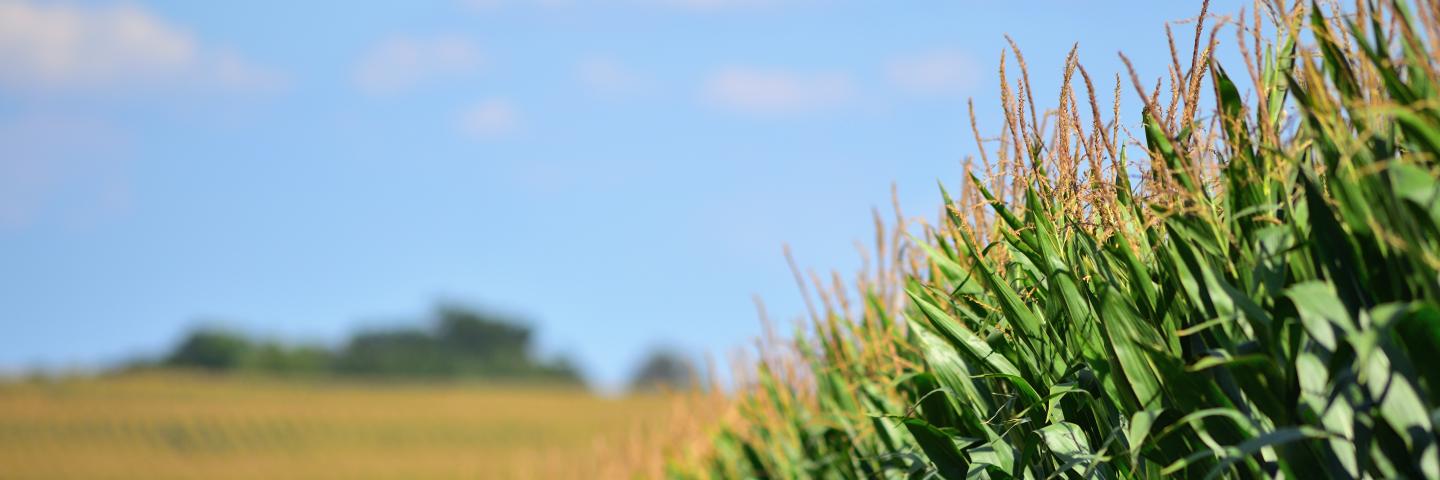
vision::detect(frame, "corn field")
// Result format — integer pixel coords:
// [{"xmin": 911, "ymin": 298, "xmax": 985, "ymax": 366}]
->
[
  {"xmin": 0, "ymin": 373, "xmax": 691, "ymax": 479},
  {"xmin": 676, "ymin": 1, "xmax": 1440, "ymax": 478}
]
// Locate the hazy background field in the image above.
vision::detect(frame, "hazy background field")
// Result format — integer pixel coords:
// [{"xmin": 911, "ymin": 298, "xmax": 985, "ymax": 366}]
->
[{"xmin": 0, "ymin": 373, "xmax": 678, "ymax": 479}]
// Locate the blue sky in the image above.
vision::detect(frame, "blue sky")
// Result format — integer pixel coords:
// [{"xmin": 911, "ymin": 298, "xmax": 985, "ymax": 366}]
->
[{"xmin": 0, "ymin": 0, "xmax": 1245, "ymax": 389}]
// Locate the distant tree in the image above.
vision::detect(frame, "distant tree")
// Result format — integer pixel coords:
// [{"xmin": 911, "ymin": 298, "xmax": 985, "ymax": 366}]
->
[
  {"xmin": 629, "ymin": 349, "xmax": 697, "ymax": 392},
  {"xmin": 163, "ymin": 327, "xmax": 331, "ymax": 375},
  {"xmin": 330, "ymin": 305, "xmax": 583, "ymax": 384},
  {"xmin": 538, "ymin": 355, "xmax": 583, "ymax": 383},
  {"xmin": 153, "ymin": 305, "xmax": 582, "ymax": 384},
  {"xmin": 436, "ymin": 306, "xmax": 531, "ymax": 360},
  {"xmin": 165, "ymin": 328, "xmax": 254, "ymax": 371},
  {"xmin": 334, "ymin": 330, "xmax": 450, "ymax": 376},
  {"xmin": 248, "ymin": 343, "xmax": 332, "ymax": 375}
]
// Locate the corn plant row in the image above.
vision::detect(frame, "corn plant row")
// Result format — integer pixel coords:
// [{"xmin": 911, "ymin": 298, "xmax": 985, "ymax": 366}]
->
[{"xmin": 675, "ymin": 1, "xmax": 1440, "ymax": 478}]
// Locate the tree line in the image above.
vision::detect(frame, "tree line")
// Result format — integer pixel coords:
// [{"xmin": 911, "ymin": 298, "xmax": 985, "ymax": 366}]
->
[{"xmin": 144, "ymin": 304, "xmax": 695, "ymax": 391}]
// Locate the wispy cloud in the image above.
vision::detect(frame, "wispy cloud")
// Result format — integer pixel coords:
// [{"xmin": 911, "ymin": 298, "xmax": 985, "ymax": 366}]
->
[
  {"xmin": 0, "ymin": 0, "xmax": 283, "ymax": 92},
  {"xmin": 701, "ymin": 67, "xmax": 854, "ymax": 115},
  {"xmin": 354, "ymin": 35, "xmax": 483, "ymax": 94},
  {"xmin": 577, "ymin": 57, "xmax": 649, "ymax": 97},
  {"xmin": 0, "ymin": 114, "xmax": 130, "ymax": 229},
  {"xmin": 885, "ymin": 50, "xmax": 976, "ymax": 97},
  {"xmin": 458, "ymin": 99, "xmax": 518, "ymax": 139}
]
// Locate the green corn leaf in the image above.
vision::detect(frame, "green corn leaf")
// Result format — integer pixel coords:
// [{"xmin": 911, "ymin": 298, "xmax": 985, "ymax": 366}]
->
[{"xmin": 903, "ymin": 418, "xmax": 971, "ymax": 480}]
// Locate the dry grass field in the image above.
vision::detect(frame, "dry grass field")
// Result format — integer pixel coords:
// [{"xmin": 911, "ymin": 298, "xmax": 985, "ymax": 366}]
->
[{"xmin": 0, "ymin": 372, "xmax": 677, "ymax": 479}]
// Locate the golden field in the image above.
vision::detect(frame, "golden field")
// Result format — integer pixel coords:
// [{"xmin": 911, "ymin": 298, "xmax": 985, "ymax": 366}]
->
[{"xmin": 0, "ymin": 372, "xmax": 680, "ymax": 479}]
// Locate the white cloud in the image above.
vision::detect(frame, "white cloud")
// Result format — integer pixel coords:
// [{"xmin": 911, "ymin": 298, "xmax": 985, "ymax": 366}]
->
[
  {"xmin": 577, "ymin": 57, "xmax": 648, "ymax": 97},
  {"xmin": 0, "ymin": 114, "xmax": 130, "ymax": 228},
  {"xmin": 885, "ymin": 50, "xmax": 976, "ymax": 96},
  {"xmin": 458, "ymin": 99, "xmax": 518, "ymax": 138},
  {"xmin": 0, "ymin": 0, "xmax": 283, "ymax": 92},
  {"xmin": 355, "ymin": 35, "xmax": 482, "ymax": 94},
  {"xmin": 701, "ymin": 67, "xmax": 854, "ymax": 115}
]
